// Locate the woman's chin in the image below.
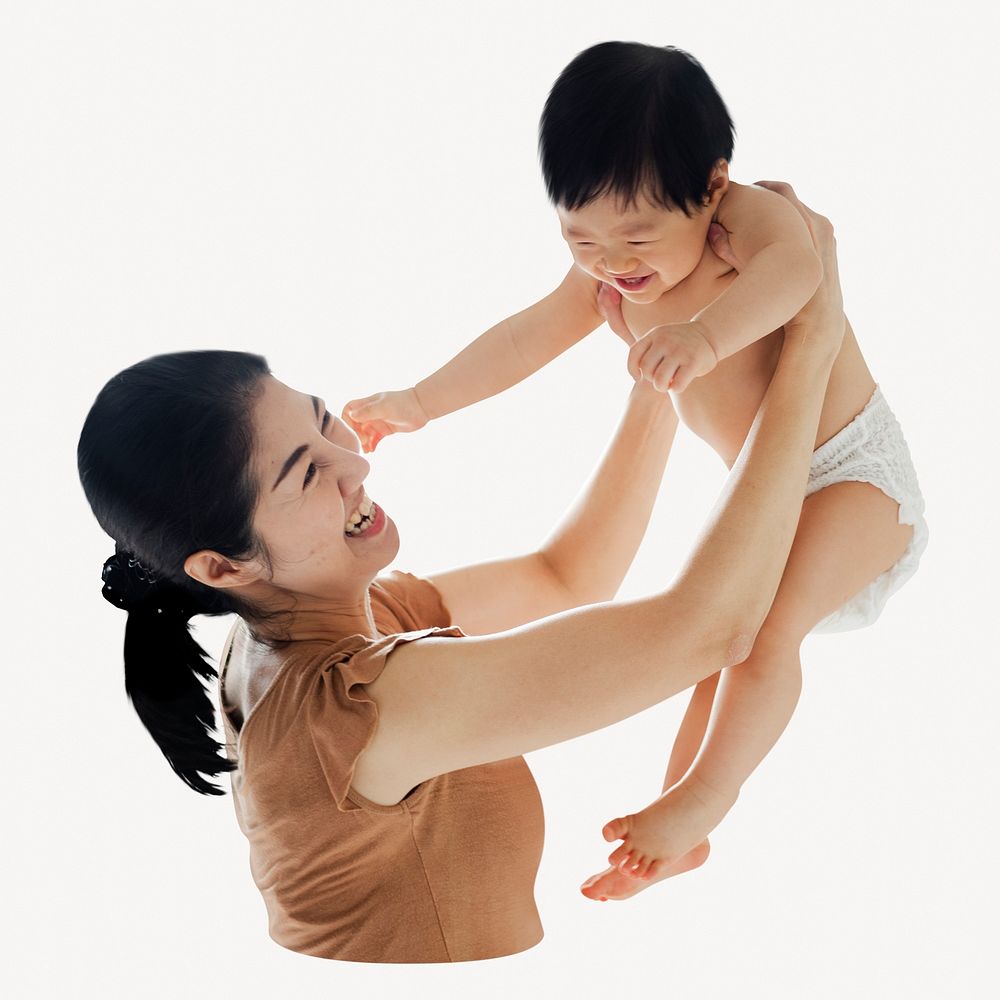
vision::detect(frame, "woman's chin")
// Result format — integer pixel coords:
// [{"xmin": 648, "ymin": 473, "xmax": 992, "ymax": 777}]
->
[{"xmin": 368, "ymin": 513, "xmax": 400, "ymax": 568}]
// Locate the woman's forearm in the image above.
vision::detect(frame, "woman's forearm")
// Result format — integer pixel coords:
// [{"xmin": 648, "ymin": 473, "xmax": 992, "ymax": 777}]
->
[
  {"xmin": 539, "ymin": 380, "xmax": 679, "ymax": 605},
  {"xmin": 668, "ymin": 331, "xmax": 839, "ymax": 653}
]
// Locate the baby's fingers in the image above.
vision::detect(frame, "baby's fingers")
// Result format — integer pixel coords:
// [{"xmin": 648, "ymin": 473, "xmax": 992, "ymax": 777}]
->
[
  {"xmin": 627, "ymin": 337, "xmax": 652, "ymax": 381},
  {"xmin": 341, "ymin": 405, "xmax": 366, "ymax": 438},
  {"xmin": 363, "ymin": 419, "xmax": 397, "ymax": 453},
  {"xmin": 651, "ymin": 358, "xmax": 680, "ymax": 393},
  {"xmin": 343, "ymin": 394, "xmax": 381, "ymax": 422},
  {"xmin": 667, "ymin": 365, "xmax": 698, "ymax": 393}
]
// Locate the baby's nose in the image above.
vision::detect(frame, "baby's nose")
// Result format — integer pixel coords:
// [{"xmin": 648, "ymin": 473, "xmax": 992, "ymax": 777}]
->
[{"xmin": 603, "ymin": 257, "xmax": 639, "ymax": 275}]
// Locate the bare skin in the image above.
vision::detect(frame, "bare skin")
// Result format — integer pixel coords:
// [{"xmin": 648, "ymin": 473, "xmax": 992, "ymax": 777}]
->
[
  {"xmin": 195, "ymin": 185, "xmax": 845, "ymax": 921},
  {"xmin": 340, "ymin": 167, "xmax": 917, "ymax": 892},
  {"xmin": 583, "ymin": 185, "xmax": 914, "ymax": 893},
  {"xmin": 598, "ymin": 482, "xmax": 911, "ymax": 886}
]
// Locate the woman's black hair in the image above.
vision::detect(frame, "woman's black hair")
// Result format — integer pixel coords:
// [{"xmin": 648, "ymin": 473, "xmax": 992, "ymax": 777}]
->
[
  {"xmin": 78, "ymin": 350, "xmax": 280, "ymax": 796},
  {"xmin": 538, "ymin": 41, "xmax": 736, "ymax": 217}
]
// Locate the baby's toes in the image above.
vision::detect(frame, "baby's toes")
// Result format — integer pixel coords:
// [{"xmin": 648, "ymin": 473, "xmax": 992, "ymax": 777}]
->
[
  {"xmin": 608, "ymin": 842, "xmax": 633, "ymax": 870},
  {"xmin": 602, "ymin": 816, "xmax": 631, "ymax": 844},
  {"xmin": 630, "ymin": 855, "xmax": 654, "ymax": 880},
  {"xmin": 643, "ymin": 858, "xmax": 661, "ymax": 880}
]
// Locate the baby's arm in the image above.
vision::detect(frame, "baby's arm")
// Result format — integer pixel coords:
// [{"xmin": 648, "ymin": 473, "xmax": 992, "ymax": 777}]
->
[
  {"xmin": 694, "ymin": 183, "xmax": 824, "ymax": 359},
  {"xmin": 343, "ymin": 265, "xmax": 604, "ymax": 451},
  {"xmin": 627, "ymin": 185, "xmax": 824, "ymax": 394}
]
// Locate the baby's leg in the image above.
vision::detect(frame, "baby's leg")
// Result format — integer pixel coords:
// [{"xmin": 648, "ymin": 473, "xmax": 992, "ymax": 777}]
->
[
  {"xmin": 604, "ymin": 480, "xmax": 914, "ymax": 880},
  {"xmin": 580, "ymin": 676, "xmax": 719, "ymax": 902},
  {"xmin": 662, "ymin": 671, "xmax": 721, "ymax": 789}
]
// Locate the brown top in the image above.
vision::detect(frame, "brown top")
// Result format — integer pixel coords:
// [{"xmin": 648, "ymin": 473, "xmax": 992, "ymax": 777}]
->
[{"xmin": 217, "ymin": 571, "xmax": 545, "ymax": 963}]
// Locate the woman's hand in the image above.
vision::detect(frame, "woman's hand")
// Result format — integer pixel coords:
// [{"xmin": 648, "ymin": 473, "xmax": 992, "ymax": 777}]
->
[
  {"xmin": 596, "ymin": 282, "xmax": 636, "ymax": 346},
  {"xmin": 753, "ymin": 181, "xmax": 844, "ymax": 360}
]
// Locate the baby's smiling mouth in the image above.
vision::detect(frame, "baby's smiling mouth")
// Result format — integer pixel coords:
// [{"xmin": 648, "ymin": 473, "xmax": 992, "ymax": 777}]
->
[{"xmin": 613, "ymin": 274, "xmax": 653, "ymax": 291}]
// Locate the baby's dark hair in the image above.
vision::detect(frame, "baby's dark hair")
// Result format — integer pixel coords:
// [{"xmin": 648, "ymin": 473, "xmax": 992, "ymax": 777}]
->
[{"xmin": 539, "ymin": 41, "xmax": 736, "ymax": 217}]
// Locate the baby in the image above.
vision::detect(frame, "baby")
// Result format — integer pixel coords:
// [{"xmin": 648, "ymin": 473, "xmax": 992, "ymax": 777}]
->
[{"xmin": 344, "ymin": 42, "xmax": 928, "ymax": 894}]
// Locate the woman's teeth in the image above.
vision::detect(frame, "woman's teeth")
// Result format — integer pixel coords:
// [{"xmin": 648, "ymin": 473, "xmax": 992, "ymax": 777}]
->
[{"xmin": 345, "ymin": 495, "xmax": 375, "ymax": 535}]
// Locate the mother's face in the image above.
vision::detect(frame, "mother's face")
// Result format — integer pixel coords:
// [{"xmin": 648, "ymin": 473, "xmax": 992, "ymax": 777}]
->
[{"xmin": 249, "ymin": 375, "xmax": 399, "ymax": 602}]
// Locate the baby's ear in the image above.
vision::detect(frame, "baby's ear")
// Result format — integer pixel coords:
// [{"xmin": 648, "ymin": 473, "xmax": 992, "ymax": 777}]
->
[{"xmin": 703, "ymin": 160, "xmax": 730, "ymax": 207}]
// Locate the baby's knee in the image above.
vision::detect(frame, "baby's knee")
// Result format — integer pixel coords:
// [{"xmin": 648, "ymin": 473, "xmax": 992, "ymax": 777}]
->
[{"xmin": 736, "ymin": 620, "xmax": 805, "ymax": 667}]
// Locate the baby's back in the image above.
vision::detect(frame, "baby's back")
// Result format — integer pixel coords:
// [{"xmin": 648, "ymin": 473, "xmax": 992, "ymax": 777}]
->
[{"xmin": 621, "ymin": 239, "xmax": 876, "ymax": 467}]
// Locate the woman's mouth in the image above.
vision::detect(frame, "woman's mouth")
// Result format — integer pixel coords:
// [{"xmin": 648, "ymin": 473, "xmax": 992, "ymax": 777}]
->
[
  {"xmin": 344, "ymin": 495, "xmax": 385, "ymax": 538},
  {"xmin": 613, "ymin": 274, "xmax": 653, "ymax": 292}
]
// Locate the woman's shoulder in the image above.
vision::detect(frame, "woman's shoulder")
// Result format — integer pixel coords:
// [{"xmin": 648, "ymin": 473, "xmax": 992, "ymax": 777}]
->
[
  {"xmin": 224, "ymin": 573, "xmax": 461, "ymax": 782},
  {"xmin": 370, "ymin": 570, "xmax": 453, "ymax": 633}
]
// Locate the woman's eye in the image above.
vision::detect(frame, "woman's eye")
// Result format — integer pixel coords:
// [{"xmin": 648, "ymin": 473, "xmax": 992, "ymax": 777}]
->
[{"xmin": 303, "ymin": 462, "xmax": 317, "ymax": 488}]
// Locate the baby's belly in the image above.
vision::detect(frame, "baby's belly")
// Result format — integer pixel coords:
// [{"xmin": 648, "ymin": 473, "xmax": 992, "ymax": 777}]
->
[
  {"xmin": 618, "ymin": 248, "xmax": 877, "ymax": 467},
  {"xmin": 676, "ymin": 316, "xmax": 877, "ymax": 469},
  {"xmin": 674, "ymin": 333, "xmax": 783, "ymax": 465}
]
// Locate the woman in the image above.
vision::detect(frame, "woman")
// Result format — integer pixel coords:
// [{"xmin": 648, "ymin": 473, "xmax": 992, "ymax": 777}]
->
[{"xmin": 78, "ymin": 184, "xmax": 843, "ymax": 963}]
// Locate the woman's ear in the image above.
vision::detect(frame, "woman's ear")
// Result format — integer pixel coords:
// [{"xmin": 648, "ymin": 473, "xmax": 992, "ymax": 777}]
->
[{"xmin": 184, "ymin": 550, "xmax": 264, "ymax": 592}]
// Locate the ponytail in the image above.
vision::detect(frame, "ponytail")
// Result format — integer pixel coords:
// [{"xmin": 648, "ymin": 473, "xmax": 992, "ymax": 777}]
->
[
  {"xmin": 102, "ymin": 547, "xmax": 237, "ymax": 795},
  {"xmin": 79, "ymin": 350, "xmax": 274, "ymax": 795}
]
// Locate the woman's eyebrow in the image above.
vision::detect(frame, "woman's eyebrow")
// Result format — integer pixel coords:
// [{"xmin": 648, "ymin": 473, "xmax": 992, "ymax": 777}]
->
[{"xmin": 271, "ymin": 396, "xmax": 323, "ymax": 491}]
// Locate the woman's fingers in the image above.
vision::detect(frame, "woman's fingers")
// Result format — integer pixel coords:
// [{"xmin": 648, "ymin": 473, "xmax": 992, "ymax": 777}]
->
[
  {"xmin": 756, "ymin": 180, "xmax": 844, "ymax": 353},
  {"xmin": 706, "ymin": 222, "xmax": 745, "ymax": 272},
  {"xmin": 597, "ymin": 282, "xmax": 636, "ymax": 345},
  {"xmin": 754, "ymin": 180, "xmax": 834, "ymax": 248}
]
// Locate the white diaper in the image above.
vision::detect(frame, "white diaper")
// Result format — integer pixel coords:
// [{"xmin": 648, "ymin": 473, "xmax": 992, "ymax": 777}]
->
[{"xmin": 808, "ymin": 386, "xmax": 928, "ymax": 634}]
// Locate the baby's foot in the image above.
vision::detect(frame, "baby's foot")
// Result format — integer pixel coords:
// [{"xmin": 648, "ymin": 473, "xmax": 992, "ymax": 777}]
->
[
  {"xmin": 603, "ymin": 775, "xmax": 737, "ymax": 879},
  {"xmin": 580, "ymin": 839, "xmax": 711, "ymax": 902}
]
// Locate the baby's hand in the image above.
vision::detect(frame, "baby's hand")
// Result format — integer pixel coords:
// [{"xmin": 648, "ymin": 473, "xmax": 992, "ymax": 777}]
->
[
  {"xmin": 627, "ymin": 321, "xmax": 718, "ymax": 393},
  {"xmin": 341, "ymin": 388, "xmax": 429, "ymax": 453}
]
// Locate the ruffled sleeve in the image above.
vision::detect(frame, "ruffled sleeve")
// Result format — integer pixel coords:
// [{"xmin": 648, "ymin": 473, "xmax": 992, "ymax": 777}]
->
[
  {"xmin": 370, "ymin": 570, "xmax": 453, "ymax": 633},
  {"xmin": 306, "ymin": 625, "xmax": 465, "ymax": 812}
]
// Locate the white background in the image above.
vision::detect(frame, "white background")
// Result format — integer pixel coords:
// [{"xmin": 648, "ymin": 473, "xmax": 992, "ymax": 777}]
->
[{"xmin": 3, "ymin": 1, "xmax": 997, "ymax": 997}]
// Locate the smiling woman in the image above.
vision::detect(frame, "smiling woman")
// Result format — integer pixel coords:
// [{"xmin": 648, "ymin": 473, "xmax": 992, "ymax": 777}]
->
[{"xmin": 77, "ymin": 240, "xmax": 844, "ymax": 959}]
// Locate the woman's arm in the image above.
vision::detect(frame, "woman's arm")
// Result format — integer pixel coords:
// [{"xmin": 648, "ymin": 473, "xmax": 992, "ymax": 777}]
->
[
  {"xmin": 358, "ymin": 186, "xmax": 843, "ymax": 805},
  {"xmin": 427, "ymin": 378, "xmax": 678, "ymax": 635}
]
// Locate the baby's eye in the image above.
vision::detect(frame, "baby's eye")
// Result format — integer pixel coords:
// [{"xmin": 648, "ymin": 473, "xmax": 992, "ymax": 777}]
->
[
  {"xmin": 575, "ymin": 241, "xmax": 595, "ymax": 247},
  {"xmin": 303, "ymin": 462, "xmax": 317, "ymax": 488},
  {"xmin": 628, "ymin": 241, "xmax": 653, "ymax": 245}
]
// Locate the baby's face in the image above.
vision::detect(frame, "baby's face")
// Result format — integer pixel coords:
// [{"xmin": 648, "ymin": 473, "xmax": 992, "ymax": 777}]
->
[{"xmin": 558, "ymin": 191, "xmax": 715, "ymax": 303}]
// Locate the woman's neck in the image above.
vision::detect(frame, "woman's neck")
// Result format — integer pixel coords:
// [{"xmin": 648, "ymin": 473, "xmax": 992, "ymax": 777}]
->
[{"xmin": 251, "ymin": 586, "xmax": 380, "ymax": 644}]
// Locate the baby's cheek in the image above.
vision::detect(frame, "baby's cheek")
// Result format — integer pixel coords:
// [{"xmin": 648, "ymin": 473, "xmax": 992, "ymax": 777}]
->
[
  {"xmin": 657, "ymin": 248, "xmax": 701, "ymax": 283},
  {"xmin": 572, "ymin": 257, "xmax": 600, "ymax": 279}
]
